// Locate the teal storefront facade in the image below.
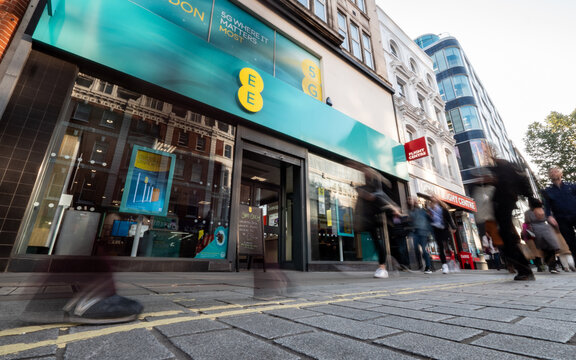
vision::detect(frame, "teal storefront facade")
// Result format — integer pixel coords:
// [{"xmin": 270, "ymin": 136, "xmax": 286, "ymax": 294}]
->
[{"xmin": 3, "ymin": 0, "xmax": 407, "ymax": 272}]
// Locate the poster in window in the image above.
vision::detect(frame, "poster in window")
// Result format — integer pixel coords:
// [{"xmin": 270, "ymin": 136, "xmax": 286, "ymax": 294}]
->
[
  {"xmin": 120, "ymin": 146, "xmax": 175, "ymax": 216},
  {"xmin": 335, "ymin": 199, "xmax": 354, "ymax": 237}
]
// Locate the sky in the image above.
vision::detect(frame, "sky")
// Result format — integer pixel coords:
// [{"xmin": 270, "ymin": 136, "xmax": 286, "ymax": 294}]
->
[{"xmin": 375, "ymin": 0, "xmax": 576, "ymax": 165}]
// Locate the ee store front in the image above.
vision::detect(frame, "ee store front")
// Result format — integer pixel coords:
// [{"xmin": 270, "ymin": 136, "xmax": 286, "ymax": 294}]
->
[{"xmin": 5, "ymin": 0, "xmax": 407, "ymax": 272}]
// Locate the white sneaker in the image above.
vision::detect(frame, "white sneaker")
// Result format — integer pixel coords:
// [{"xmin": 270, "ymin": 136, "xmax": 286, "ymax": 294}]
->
[
  {"xmin": 442, "ymin": 264, "xmax": 449, "ymax": 274},
  {"xmin": 374, "ymin": 268, "xmax": 389, "ymax": 278}
]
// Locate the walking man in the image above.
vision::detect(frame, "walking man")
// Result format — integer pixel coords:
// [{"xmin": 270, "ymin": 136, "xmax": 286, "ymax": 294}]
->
[{"xmin": 543, "ymin": 166, "xmax": 576, "ymax": 264}]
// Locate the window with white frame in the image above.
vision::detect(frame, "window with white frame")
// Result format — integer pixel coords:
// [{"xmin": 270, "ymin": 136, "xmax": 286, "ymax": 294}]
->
[
  {"xmin": 339, "ymin": 16, "xmax": 374, "ymax": 69},
  {"xmin": 417, "ymin": 94, "xmax": 427, "ymax": 113},
  {"xmin": 427, "ymin": 138, "xmax": 437, "ymax": 170},
  {"xmin": 349, "ymin": 23, "xmax": 362, "ymax": 60},
  {"xmin": 350, "ymin": 0, "xmax": 366, "ymax": 12},
  {"xmin": 406, "ymin": 127, "xmax": 415, "ymax": 142},
  {"xmin": 390, "ymin": 41, "xmax": 399, "ymax": 57},
  {"xmin": 337, "ymin": 12, "xmax": 349, "ymax": 51},
  {"xmin": 409, "ymin": 59, "xmax": 418, "ymax": 74},
  {"xmin": 361, "ymin": 33, "xmax": 374, "ymax": 69},
  {"xmin": 396, "ymin": 78, "xmax": 406, "ymax": 98},
  {"xmin": 297, "ymin": 0, "xmax": 327, "ymax": 22},
  {"xmin": 445, "ymin": 149, "xmax": 455, "ymax": 179}
]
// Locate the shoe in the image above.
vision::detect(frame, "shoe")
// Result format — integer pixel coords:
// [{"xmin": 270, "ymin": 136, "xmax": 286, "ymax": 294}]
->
[
  {"xmin": 424, "ymin": 267, "xmax": 432, "ymax": 274},
  {"xmin": 374, "ymin": 268, "xmax": 389, "ymax": 279},
  {"xmin": 442, "ymin": 264, "xmax": 449, "ymax": 274},
  {"xmin": 513, "ymin": 273, "xmax": 535, "ymax": 281},
  {"xmin": 64, "ymin": 294, "xmax": 144, "ymax": 324},
  {"xmin": 550, "ymin": 269, "xmax": 560, "ymax": 274}
]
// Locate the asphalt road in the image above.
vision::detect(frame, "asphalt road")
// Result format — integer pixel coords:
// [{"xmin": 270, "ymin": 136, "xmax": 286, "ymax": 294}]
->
[{"xmin": 1, "ymin": 269, "xmax": 576, "ymax": 359}]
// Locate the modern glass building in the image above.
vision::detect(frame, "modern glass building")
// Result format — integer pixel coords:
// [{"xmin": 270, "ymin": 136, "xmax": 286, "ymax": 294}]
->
[{"xmin": 415, "ymin": 34, "xmax": 519, "ymax": 190}]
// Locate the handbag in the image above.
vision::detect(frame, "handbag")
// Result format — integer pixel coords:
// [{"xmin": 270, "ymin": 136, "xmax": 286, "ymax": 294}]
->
[{"xmin": 472, "ymin": 185, "xmax": 495, "ymax": 223}]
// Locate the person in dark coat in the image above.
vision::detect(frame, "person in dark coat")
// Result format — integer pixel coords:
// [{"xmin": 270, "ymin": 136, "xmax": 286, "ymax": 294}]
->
[
  {"xmin": 542, "ymin": 166, "xmax": 576, "ymax": 265},
  {"xmin": 354, "ymin": 166, "xmax": 397, "ymax": 279},
  {"xmin": 408, "ymin": 197, "xmax": 433, "ymax": 273},
  {"xmin": 489, "ymin": 158, "xmax": 535, "ymax": 280},
  {"xmin": 428, "ymin": 196, "xmax": 457, "ymax": 274}
]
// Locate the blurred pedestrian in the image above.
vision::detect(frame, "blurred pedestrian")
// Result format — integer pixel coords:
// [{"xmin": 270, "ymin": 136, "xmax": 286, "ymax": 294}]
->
[
  {"xmin": 482, "ymin": 232, "xmax": 501, "ymax": 270},
  {"xmin": 428, "ymin": 196, "xmax": 457, "ymax": 274},
  {"xmin": 542, "ymin": 166, "xmax": 576, "ymax": 264},
  {"xmin": 408, "ymin": 197, "xmax": 433, "ymax": 274},
  {"xmin": 354, "ymin": 166, "xmax": 396, "ymax": 279},
  {"xmin": 488, "ymin": 157, "xmax": 535, "ymax": 280},
  {"xmin": 21, "ymin": 262, "xmax": 143, "ymax": 324},
  {"xmin": 389, "ymin": 209, "xmax": 413, "ymax": 270},
  {"xmin": 524, "ymin": 198, "xmax": 560, "ymax": 274}
]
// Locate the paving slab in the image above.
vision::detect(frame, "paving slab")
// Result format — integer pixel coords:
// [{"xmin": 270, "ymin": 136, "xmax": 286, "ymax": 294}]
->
[
  {"xmin": 169, "ymin": 329, "xmax": 299, "ymax": 360},
  {"xmin": 374, "ymin": 332, "xmax": 528, "ymax": 360},
  {"xmin": 302, "ymin": 304, "xmax": 382, "ymax": 320},
  {"xmin": 295, "ymin": 314, "xmax": 401, "ymax": 340},
  {"xmin": 442, "ymin": 316, "xmax": 574, "ymax": 343},
  {"xmin": 275, "ymin": 331, "xmax": 418, "ymax": 360},
  {"xmin": 63, "ymin": 328, "xmax": 173, "ymax": 360},
  {"xmin": 370, "ymin": 315, "xmax": 482, "ymax": 341},
  {"xmin": 218, "ymin": 313, "xmax": 313, "ymax": 339},
  {"xmin": 472, "ymin": 333, "xmax": 576, "ymax": 360}
]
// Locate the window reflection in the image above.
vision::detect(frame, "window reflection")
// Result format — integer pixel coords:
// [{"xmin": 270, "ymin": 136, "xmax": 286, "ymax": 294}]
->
[
  {"xmin": 308, "ymin": 154, "xmax": 377, "ymax": 261},
  {"xmin": 21, "ymin": 74, "xmax": 235, "ymax": 259}
]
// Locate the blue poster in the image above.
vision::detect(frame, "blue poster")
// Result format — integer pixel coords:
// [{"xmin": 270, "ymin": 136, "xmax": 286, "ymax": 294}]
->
[
  {"xmin": 120, "ymin": 146, "xmax": 176, "ymax": 216},
  {"xmin": 195, "ymin": 226, "xmax": 228, "ymax": 259}
]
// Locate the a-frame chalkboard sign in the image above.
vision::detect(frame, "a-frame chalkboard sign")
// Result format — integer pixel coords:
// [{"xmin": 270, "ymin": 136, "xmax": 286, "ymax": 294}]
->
[{"xmin": 237, "ymin": 204, "xmax": 266, "ymax": 272}]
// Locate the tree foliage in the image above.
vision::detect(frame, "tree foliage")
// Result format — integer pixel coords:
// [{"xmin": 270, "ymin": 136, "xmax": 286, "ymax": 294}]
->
[{"xmin": 524, "ymin": 109, "xmax": 576, "ymax": 187}]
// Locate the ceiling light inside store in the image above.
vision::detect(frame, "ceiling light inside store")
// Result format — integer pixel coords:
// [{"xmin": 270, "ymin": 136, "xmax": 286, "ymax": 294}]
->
[{"xmin": 250, "ymin": 176, "xmax": 267, "ymax": 182}]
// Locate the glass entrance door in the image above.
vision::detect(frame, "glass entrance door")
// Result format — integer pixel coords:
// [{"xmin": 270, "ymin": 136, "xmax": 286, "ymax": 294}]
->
[{"xmin": 240, "ymin": 149, "xmax": 301, "ymax": 269}]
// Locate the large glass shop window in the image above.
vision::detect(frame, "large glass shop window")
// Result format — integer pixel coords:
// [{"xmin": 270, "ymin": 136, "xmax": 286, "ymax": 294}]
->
[
  {"xmin": 19, "ymin": 74, "xmax": 235, "ymax": 259},
  {"xmin": 308, "ymin": 154, "xmax": 377, "ymax": 261}
]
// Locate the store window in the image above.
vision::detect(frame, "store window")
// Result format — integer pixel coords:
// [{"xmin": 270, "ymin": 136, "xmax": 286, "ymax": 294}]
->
[
  {"xmin": 308, "ymin": 154, "xmax": 384, "ymax": 261},
  {"xmin": 18, "ymin": 74, "xmax": 235, "ymax": 260}
]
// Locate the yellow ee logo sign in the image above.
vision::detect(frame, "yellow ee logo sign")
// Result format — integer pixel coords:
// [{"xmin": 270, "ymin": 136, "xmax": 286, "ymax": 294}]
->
[
  {"xmin": 237, "ymin": 68, "xmax": 264, "ymax": 113},
  {"xmin": 301, "ymin": 59, "xmax": 322, "ymax": 101}
]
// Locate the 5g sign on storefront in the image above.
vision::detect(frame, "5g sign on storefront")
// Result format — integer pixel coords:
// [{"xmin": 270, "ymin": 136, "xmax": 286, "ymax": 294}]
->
[{"xmin": 301, "ymin": 59, "xmax": 322, "ymax": 101}]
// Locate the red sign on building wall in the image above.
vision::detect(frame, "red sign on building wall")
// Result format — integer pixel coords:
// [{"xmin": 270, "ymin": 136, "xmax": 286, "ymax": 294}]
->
[{"xmin": 404, "ymin": 137, "xmax": 429, "ymax": 161}]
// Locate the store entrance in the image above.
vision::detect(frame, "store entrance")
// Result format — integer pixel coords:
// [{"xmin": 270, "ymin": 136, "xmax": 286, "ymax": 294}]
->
[{"xmin": 239, "ymin": 147, "xmax": 303, "ymax": 270}]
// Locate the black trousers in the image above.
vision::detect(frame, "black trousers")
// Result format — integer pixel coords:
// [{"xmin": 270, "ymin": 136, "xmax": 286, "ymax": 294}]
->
[
  {"xmin": 495, "ymin": 204, "xmax": 533, "ymax": 275},
  {"xmin": 556, "ymin": 216, "xmax": 576, "ymax": 262},
  {"xmin": 432, "ymin": 227, "xmax": 451, "ymax": 264}
]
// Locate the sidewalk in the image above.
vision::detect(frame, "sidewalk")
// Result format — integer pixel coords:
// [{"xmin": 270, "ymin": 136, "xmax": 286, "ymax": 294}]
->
[{"xmin": 1, "ymin": 269, "xmax": 576, "ymax": 359}]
